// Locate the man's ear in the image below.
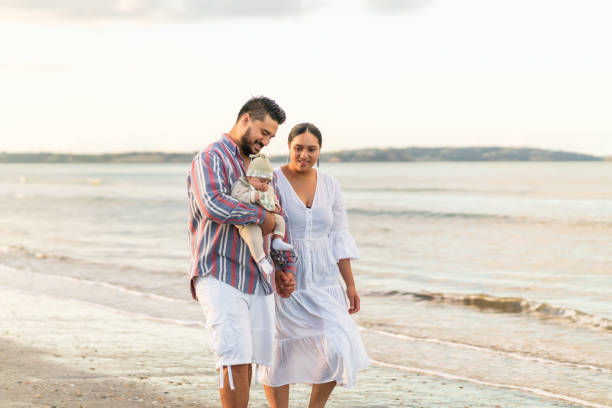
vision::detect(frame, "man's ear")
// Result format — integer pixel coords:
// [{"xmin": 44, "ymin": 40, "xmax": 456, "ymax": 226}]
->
[{"xmin": 240, "ymin": 112, "xmax": 250, "ymax": 126}]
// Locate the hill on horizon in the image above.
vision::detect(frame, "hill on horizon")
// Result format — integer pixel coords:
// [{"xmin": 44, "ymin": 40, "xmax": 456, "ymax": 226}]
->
[
  {"xmin": 312, "ymin": 146, "xmax": 603, "ymax": 162},
  {"xmin": 0, "ymin": 146, "xmax": 605, "ymax": 163}
]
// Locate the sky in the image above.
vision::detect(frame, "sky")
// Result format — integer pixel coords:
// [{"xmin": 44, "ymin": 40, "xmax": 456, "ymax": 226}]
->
[{"xmin": 1, "ymin": 0, "xmax": 611, "ymax": 156}]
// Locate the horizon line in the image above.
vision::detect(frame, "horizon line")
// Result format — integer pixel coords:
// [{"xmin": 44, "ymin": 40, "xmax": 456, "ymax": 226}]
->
[{"xmin": 0, "ymin": 145, "xmax": 609, "ymax": 158}]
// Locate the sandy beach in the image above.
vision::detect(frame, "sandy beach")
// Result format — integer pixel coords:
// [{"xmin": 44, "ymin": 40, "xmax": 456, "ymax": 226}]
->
[
  {"xmin": 1, "ymin": 284, "xmax": 589, "ymax": 408},
  {"xmin": 1, "ymin": 338, "xmax": 200, "ymax": 408}
]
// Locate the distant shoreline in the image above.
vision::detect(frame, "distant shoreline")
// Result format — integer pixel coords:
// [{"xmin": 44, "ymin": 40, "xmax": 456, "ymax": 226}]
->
[{"xmin": 0, "ymin": 147, "xmax": 607, "ymax": 163}]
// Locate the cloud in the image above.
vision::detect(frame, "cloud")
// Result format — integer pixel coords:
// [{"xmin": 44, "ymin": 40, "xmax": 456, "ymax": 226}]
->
[
  {"xmin": 0, "ymin": 0, "xmax": 315, "ymax": 20},
  {"xmin": 0, "ymin": 0, "xmax": 431, "ymax": 20},
  {"xmin": 366, "ymin": 0, "xmax": 433, "ymax": 14}
]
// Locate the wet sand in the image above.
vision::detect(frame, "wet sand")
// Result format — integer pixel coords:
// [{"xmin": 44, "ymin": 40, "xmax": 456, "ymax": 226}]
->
[
  {"xmin": 0, "ymin": 286, "xmax": 586, "ymax": 408},
  {"xmin": 0, "ymin": 338, "xmax": 202, "ymax": 408}
]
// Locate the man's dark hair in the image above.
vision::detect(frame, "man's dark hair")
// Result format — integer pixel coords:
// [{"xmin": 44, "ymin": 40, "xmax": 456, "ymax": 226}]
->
[
  {"xmin": 237, "ymin": 96, "xmax": 286, "ymax": 125},
  {"xmin": 288, "ymin": 122, "xmax": 322, "ymax": 147}
]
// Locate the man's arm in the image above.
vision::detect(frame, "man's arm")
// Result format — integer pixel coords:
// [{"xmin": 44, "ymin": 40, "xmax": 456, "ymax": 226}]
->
[
  {"xmin": 231, "ymin": 181, "xmax": 276, "ymax": 235},
  {"xmin": 190, "ymin": 151, "xmax": 265, "ymax": 226},
  {"xmin": 261, "ymin": 212, "xmax": 276, "ymax": 236}
]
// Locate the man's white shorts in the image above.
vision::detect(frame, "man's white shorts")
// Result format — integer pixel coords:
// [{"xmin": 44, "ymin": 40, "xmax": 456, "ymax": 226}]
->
[{"xmin": 195, "ymin": 275, "xmax": 275, "ymax": 370}]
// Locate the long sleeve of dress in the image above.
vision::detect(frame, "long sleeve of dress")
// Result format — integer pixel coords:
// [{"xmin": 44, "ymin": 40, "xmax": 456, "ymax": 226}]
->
[{"xmin": 330, "ymin": 177, "xmax": 360, "ymax": 262}]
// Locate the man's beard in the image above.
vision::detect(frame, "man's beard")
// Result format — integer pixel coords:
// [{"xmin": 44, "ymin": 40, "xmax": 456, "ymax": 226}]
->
[{"xmin": 239, "ymin": 127, "xmax": 263, "ymax": 156}]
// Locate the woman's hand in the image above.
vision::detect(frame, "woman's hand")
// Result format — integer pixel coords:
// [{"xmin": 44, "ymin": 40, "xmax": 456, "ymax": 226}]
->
[
  {"xmin": 275, "ymin": 270, "xmax": 296, "ymax": 298},
  {"xmin": 346, "ymin": 286, "xmax": 360, "ymax": 314}
]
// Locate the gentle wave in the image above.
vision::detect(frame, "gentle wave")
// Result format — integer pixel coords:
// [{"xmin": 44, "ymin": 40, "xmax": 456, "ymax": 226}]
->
[
  {"xmin": 360, "ymin": 326, "xmax": 611, "ymax": 373},
  {"xmin": 0, "ymin": 245, "xmax": 185, "ymax": 277},
  {"xmin": 364, "ymin": 289, "xmax": 612, "ymax": 331},
  {"xmin": 0, "ymin": 245, "xmax": 190, "ymax": 304},
  {"xmin": 344, "ymin": 187, "xmax": 482, "ymax": 194},
  {"xmin": 4, "ymin": 245, "xmax": 610, "ymax": 331},
  {"xmin": 343, "ymin": 186, "xmax": 612, "ymax": 199},
  {"xmin": 369, "ymin": 358, "xmax": 610, "ymax": 408},
  {"xmin": 0, "ymin": 261, "xmax": 191, "ymax": 307},
  {"xmin": 347, "ymin": 207, "xmax": 612, "ymax": 229},
  {"xmin": 4, "ymin": 177, "xmax": 105, "ymax": 185},
  {"xmin": 344, "ymin": 186, "xmax": 554, "ymax": 197},
  {"xmin": 348, "ymin": 207, "xmax": 515, "ymax": 220},
  {"xmin": 1, "ymin": 285, "xmax": 202, "ymax": 328},
  {"xmin": 43, "ymin": 269, "xmax": 190, "ymax": 304}
]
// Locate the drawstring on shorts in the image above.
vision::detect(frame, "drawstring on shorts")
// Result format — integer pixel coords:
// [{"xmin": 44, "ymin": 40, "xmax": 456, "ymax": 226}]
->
[{"xmin": 219, "ymin": 365, "xmax": 235, "ymax": 390}]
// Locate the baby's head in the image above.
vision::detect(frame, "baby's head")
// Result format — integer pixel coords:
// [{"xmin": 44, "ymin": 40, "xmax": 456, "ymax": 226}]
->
[
  {"xmin": 246, "ymin": 153, "xmax": 273, "ymax": 192},
  {"xmin": 247, "ymin": 176, "xmax": 271, "ymax": 192}
]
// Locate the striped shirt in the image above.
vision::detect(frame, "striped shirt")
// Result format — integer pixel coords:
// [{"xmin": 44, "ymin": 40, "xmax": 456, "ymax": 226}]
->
[{"xmin": 187, "ymin": 134, "xmax": 294, "ymax": 299}]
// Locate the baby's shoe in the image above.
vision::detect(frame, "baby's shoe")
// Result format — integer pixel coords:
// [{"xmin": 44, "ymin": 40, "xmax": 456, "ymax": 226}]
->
[
  {"xmin": 272, "ymin": 238, "xmax": 293, "ymax": 251},
  {"xmin": 270, "ymin": 248, "xmax": 298, "ymax": 271}
]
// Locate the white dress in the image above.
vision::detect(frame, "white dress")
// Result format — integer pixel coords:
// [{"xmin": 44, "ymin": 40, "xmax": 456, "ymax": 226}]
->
[{"xmin": 258, "ymin": 168, "xmax": 369, "ymax": 388}]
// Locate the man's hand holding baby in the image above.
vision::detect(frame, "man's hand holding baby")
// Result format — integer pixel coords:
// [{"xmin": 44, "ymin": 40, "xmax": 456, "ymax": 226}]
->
[{"xmin": 261, "ymin": 211, "xmax": 276, "ymax": 236}]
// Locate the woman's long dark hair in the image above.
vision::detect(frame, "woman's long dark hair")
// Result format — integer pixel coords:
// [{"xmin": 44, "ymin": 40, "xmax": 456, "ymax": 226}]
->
[{"xmin": 287, "ymin": 123, "xmax": 322, "ymax": 147}]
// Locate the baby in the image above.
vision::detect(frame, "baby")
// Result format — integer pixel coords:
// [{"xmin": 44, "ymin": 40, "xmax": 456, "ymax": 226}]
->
[{"xmin": 231, "ymin": 153, "xmax": 293, "ymax": 283}]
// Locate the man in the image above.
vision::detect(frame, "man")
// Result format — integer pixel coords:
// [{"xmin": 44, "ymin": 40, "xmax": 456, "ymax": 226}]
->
[{"xmin": 187, "ymin": 96, "xmax": 296, "ymax": 408}]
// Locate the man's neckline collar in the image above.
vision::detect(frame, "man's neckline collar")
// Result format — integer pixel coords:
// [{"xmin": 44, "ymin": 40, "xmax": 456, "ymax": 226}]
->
[
  {"xmin": 222, "ymin": 133, "xmax": 248, "ymax": 174},
  {"xmin": 222, "ymin": 133, "xmax": 240, "ymax": 155}
]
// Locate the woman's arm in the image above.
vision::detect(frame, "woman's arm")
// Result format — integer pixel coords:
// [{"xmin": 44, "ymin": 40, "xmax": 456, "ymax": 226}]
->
[
  {"xmin": 338, "ymin": 258, "xmax": 360, "ymax": 314},
  {"xmin": 329, "ymin": 175, "xmax": 361, "ymax": 314}
]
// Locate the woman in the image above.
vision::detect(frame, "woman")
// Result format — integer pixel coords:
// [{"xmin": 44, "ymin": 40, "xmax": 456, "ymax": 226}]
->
[{"xmin": 260, "ymin": 123, "xmax": 369, "ymax": 408}]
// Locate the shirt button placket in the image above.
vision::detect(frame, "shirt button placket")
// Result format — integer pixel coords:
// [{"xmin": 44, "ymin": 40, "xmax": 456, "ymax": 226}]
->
[{"xmin": 306, "ymin": 208, "xmax": 314, "ymax": 285}]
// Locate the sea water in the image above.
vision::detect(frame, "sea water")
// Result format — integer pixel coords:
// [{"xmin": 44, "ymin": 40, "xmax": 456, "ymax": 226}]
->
[{"xmin": 0, "ymin": 161, "xmax": 610, "ymax": 407}]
